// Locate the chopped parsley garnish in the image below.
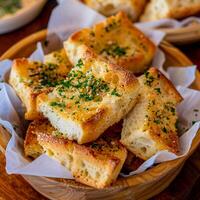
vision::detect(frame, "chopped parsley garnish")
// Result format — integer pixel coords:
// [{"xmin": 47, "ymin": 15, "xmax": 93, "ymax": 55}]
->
[
  {"xmin": 27, "ymin": 63, "xmax": 66, "ymax": 90},
  {"xmin": 113, "ymin": 46, "xmax": 126, "ymax": 56},
  {"xmin": 57, "ymin": 69, "xmax": 110, "ymax": 103},
  {"xmin": 50, "ymin": 102, "xmax": 66, "ymax": 108},
  {"xmin": 170, "ymin": 107, "xmax": 175, "ymax": 115},
  {"xmin": 144, "ymin": 71, "xmax": 155, "ymax": 86},
  {"xmin": 154, "ymin": 88, "xmax": 161, "ymax": 94},
  {"xmin": 52, "ymin": 130, "xmax": 64, "ymax": 138},
  {"xmin": 162, "ymin": 127, "xmax": 168, "ymax": 133},
  {"xmin": 100, "ymin": 43, "xmax": 127, "ymax": 57},
  {"xmin": 76, "ymin": 59, "xmax": 84, "ymax": 68},
  {"xmin": 111, "ymin": 88, "xmax": 121, "ymax": 97},
  {"xmin": 164, "ymin": 103, "xmax": 176, "ymax": 115},
  {"xmin": 154, "ymin": 119, "xmax": 160, "ymax": 124}
]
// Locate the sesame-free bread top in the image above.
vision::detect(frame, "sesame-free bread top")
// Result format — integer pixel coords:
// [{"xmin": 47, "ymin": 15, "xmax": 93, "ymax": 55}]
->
[
  {"xmin": 82, "ymin": 0, "xmax": 147, "ymax": 21},
  {"xmin": 121, "ymin": 67, "xmax": 182, "ymax": 160},
  {"xmin": 65, "ymin": 12, "xmax": 156, "ymax": 74},
  {"xmin": 25, "ymin": 120, "xmax": 127, "ymax": 189},
  {"xmin": 9, "ymin": 50, "xmax": 72, "ymax": 120},
  {"xmin": 37, "ymin": 55, "xmax": 140, "ymax": 144},
  {"xmin": 140, "ymin": 0, "xmax": 200, "ymax": 22}
]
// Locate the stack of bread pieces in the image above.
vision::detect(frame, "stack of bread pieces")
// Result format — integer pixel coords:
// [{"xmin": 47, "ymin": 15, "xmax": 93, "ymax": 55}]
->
[
  {"xmin": 9, "ymin": 12, "xmax": 183, "ymax": 189},
  {"xmin": 82, "ymin": 0, "xmax": 200, "ymax": 22}
]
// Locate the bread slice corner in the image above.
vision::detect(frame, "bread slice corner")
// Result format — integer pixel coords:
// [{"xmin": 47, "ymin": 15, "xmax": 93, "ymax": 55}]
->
[{"xmin": 25, "ymin": 120, "xmax": 127, "ymax": 189}]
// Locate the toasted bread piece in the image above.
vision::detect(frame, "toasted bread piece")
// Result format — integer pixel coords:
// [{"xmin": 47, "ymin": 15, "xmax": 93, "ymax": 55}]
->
[
  {"xmin": 9, "ymin": 51, "xmax": 72, "ymax": 120},
  {"xmin": 82, "ymin": 0, "xmax": 147, "ymax": 21},
  {"xmin": 24, "ymin": 121, "xmax": 44, "ymax": 158},
  {"xmin": 25, "ymin": 120, "xmax": 127, "ymax": 189},
  {"xmin": 121, "ymin": 68, "xmax": 182, "ymax": 160},
  {"xmin": 140, "ymin": 0, "xmax": 200, "ymax": 22},
  {"xmin": 37, "ymin": 52, "xmax": 140, "ymax": 144},
  {"xmin": 65, "ymin": 12, "xmax": 156, "ymax": 73}
]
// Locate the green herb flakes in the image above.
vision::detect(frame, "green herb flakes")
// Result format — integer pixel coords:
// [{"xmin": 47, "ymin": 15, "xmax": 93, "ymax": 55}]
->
[
  {"xmin": 162, "ymin": 127, "xmax": 168, "ymax": 133},
  {"xmin": 100, "ymin": 43, "xmax": 127, "ymax": 57},
  {"xmin": 57, "ymin": 69, "xmax": 110, "ymax": 103},
  {"xmin": 154, "ymin": 88, "xmax": 161, "ymax": 94},
  {"xmin": 76, "ymin": 59, "xmax": 84, "ymax": 68},
  {"xmin": 111, "ymin": 88, "xmax": 121, "ymax": 97},
  {"xmin": 144, "ymin": 71, "xmax": 154, "ymax": 86},
  {"xmin": 50, "ymin": 102, "xmax": 66, "ymax": 108}
]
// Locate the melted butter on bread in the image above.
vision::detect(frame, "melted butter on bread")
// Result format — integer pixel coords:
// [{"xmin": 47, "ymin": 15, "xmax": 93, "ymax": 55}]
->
[
  {"xmin": 121, "ymin": 68, "xmax": 182, "ymax": 160},
  {"xmin": 65, "ymin": 12, "xmax": 156, "ymax": 74},
  {"xmin": 24, "ymin": 120, "xmax": 127, "ymax": 189},
  {"xmin": 9, "ymin": 49, "xmax": 72, "ymax": 120},
  {"xmin": 37, "ymin": 55, "xmax": 140, "ymax": 144}
]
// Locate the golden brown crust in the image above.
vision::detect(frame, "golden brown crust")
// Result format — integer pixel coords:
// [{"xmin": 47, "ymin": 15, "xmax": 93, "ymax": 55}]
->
[
  {"xmin": 147, "ymin": 67, "xmax": 183, "ymax": 103},
  {"xmin": 149, "ymin": 126, "xmax": 179, "ymax": 154},
  {"xmin": 121, "ymin": 67, "xmax": 182, "ymax": 160},
  {"xmin": 69, "ymin": 43, "xmax": 139, "ymax": 88},
  {"xmin": 26, "ymin": 120, "xmax": 127, "ymax": 189},
  {"xmin": 142, "ymin": 67, "xmax": 181, "ymax": 155},
  {"xmin": 169, "ymin": 4, "xmax": 200, "ymax": 19},
  {"xmin": 24, "ymin": 120, "xmax": 46, "ymax": 158},
  {"xmin": 39, "ymin": 21, "xmax": 140, "ymax": 144},
  {"xmin": 83, "ymin": 0, "xmax": 147, "ymax": 21},
  {"xmin": 9, "ymin": 59, "xmax": 43, "ymax": 120},
  {"xmin": 65, "ymin": 12, "xmax": 156, "ymax": 74},
  {"xmin": 9, "ymin": 53, "xmax": 71, "ymax": 120}
]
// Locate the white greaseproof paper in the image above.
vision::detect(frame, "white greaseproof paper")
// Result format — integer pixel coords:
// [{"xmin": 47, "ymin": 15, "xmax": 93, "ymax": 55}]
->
[{"xmin": 0, "ymin": 0, "xmax": 199, "ymax": 179}]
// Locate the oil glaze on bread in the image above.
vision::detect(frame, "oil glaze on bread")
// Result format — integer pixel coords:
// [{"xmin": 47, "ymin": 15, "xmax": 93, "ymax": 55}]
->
[
  {"xmin": 37, "ymin": 55, "xmax": 140, "ymax": 144},
  {"xmin": 9, "ymin": 50, "xmax": 71, "ymax": 120},
  {"xmin": 65, "ymin": 12, "xmax": 156, "ymax": 74},
  {"xmin": 121, "ymin": 68, "xmax": 182, "ymax": 160},
  {"xmin": 25, "ymin": 120, "xmax": 127, "ymax": 189}
]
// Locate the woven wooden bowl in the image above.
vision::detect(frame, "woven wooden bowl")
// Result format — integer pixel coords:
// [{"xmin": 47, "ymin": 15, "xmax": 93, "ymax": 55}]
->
[{"xmin": 0, "ymin": 30, "xmax": 200, "ymax": 200}]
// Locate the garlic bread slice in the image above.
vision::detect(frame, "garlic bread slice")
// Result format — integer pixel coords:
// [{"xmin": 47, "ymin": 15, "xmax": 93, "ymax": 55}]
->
[
  {"xmin": 82, "ymin": 0, "xmax": 147, "ymax": 21},
  {"xmin": 9, "ymin": 50, "xmax": 72, "ymax": 120},
  {"xmin": 121, "ymin": 68, "xmax": 182, "ymax": 160},
  {"xmin": 65, "ymin": 12, "xmax": 156, "ymax": 73},
  {"xmin": 140, "ymin": 0, "xmax": 200, "ymax": 22},
  {"xmin": 25, "ymin": 120, "xmax": 127, "ymax": 189}
]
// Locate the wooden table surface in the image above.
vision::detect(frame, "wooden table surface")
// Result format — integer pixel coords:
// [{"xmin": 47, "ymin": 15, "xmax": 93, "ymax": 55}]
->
[{"xmin": 0, "ymin": 1, "xmax": 200, "ymax": 200}]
